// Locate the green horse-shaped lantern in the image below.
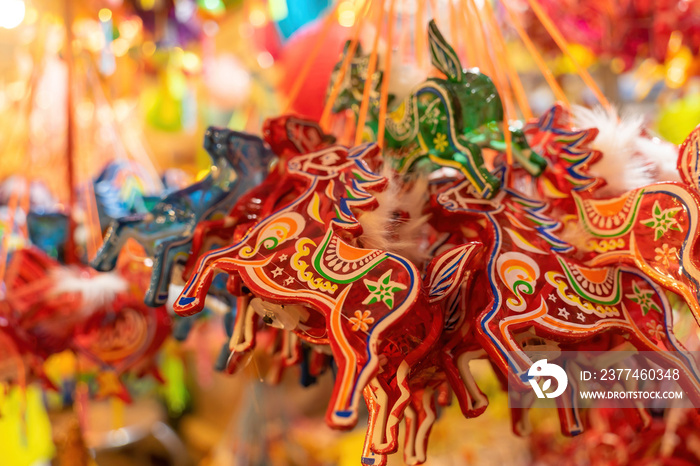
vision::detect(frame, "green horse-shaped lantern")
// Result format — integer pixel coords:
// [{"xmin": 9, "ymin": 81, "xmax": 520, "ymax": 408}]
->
[{"xmin": 328, "ymin": 20, "xmax": 546, "ymax": 199}]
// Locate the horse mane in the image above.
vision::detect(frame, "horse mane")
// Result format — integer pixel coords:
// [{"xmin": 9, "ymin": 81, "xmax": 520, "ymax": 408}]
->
[{"xmin": 525, "ymin": 104, "xmax": 604, "ymax": 193}]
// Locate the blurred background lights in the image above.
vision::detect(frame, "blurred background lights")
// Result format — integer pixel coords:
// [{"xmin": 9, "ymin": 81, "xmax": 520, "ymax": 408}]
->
[
  {"xmin": 256, "ymin": 51, "xmax": 273, "ymax": 69},
  {"xmin": 338, "ymin": 1, "xmax": 356, "ymax": 28},
  {"xmin": 0, "ymin": 0, "xmax": 26, "ymax": 30},
  {"xmin": 248, "ymin": 8, "xmax": 266, "ymax": 27},
  {"xmin": 98, "ymin": 8, "xmax": 112, "ymax": 23}
]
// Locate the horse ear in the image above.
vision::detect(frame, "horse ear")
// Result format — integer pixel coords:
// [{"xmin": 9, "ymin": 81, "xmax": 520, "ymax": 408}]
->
[
  {"xmin": 428, "ymin": 20, "xmax": 463, "ymax": 82},
  {"xmin": 678, "ymin": 125, "xmax": 700, "ymax": 191}
]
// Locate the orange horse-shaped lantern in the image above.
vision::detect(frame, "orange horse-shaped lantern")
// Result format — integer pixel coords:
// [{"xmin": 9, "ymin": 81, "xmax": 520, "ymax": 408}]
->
[
  {"xmin": 174, "ymin": 141, "xmax": 451, "ymax": 433},
  {"xmin": 430, "ymin": 155, "xmax": 700, "ymax": 435}
]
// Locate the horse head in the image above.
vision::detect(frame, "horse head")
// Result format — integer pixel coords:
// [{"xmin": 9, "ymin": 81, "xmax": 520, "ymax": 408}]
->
[
  {"xmin": 524, "ymin": 104, "xmax": 603, "ymax": 195},
  {"xmin": 262, "ymin": 115, "xmax": 335, "ymax": 160},
  {"xmin": 435, "ymin": 177, "xmax": 504, "ymax": 215},
  {"xmin": 326, "ymin": 41, "xmax": 387, "ymax": 116},
  {"xmin": 286, "ymin": 143, "xmax": 388, "ymax": 230},
  {"xmin": 204, "ymin": 126, "xmax": 275, "ymax": 179}
]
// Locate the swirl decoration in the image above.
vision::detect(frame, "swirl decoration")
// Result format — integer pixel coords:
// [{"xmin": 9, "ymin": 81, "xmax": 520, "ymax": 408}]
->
[
  {"xmin": 239, "ymin": 213, "xmax": 306, "ymax": 259},
  {"xmin": 497, "ymin": 252, "xmax": 541, "ymax": 312},
  {"xmin": 292, "ymin": 238, "xmax": 338, "ymax": 294}
]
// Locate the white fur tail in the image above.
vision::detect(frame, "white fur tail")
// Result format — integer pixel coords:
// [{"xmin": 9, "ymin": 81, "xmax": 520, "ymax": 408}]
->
[{"xmin": 50, "ymin": 268, "xmax": 128, "ymax": 314}]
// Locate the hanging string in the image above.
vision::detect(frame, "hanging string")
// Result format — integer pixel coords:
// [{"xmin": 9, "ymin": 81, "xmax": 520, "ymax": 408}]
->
[
  {"xmin": 466, "ymin": 0, "xmax": 514, "ymax": 165},
  {"xmin": 500, "ymin": 0, "xmax": 570, "ymax": 106},
  {"xmin": 321, "ymin": 0, "xmax": 374, "ymax": 130},
  {"xmin": 376, "ymin": 0, "xmax": 397, "ymax": 147},
  {"xmin": 342, "ymin": 110, "xmax": 356, "ymax": 145},
  {"xmin": 397, "ymin": 1, "xmax": 409, "ymax": 64},
  {"xmin": 481, "ymin": 0, "xmax": 533, "ymax": 120},
  {"xmin": 18, "ymin": 180, "xmax": 29, "ymax": 240},
  {"xmin": 82, "ymin": 166, "xmax": 101, "ymax": 262},
  {"xmin": 283, "ymin": 1, "xmax": 342, "ymax": 114},
  {"xmin": 0, "ymin": 190, "xmax": 20, "ymax": 293},
  {"xmin": 462, "ymin": 0, "xmax": 489, "ymax": 75},
  {"xmin": 472, "ymin": 2, "xmax": 516, "ymax": 120},
  {"xmin": 457, "ymin": 0, "xmax": 474, "ymax": 66},
  {"xmin": 415, "ymin": 0, "xmax": 427, "ymax": 68},
  {"xmin": 449, "ymin": 0, "xmax": 459, "ymax": 60},
  {"xmin": 428, "ymin": 0, "xmax": 438, "ymax": 22},
  {"xmin": 522, "ymin": 0, "xmax": 611, "ymax": 109},
  {"xmin": 355, "ymin": 0, "xmax": 386, "ymax": 146}
]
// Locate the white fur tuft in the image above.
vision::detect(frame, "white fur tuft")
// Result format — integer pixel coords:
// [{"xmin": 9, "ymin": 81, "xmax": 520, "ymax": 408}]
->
[
  {"xmin": 635, "ymin": 136, "xmax": 681, "ymax": 183},
  {"xmin": 573, "ymin": 105, "xmax": 680, "ymax": 194},
  {"xmin": 388, "ymin": 62, "xmax": 428, "ymax": 106},
  {"xmin": 573, "ymin": 106, "xmax": 654, "ymax": 196},
  {"xmin": 357, "ymin": 166, "xmax": 430, "ymax": 266},
  {"xmin": 50, "ymin": 268, "xmax": 128, "ymax": 314}
]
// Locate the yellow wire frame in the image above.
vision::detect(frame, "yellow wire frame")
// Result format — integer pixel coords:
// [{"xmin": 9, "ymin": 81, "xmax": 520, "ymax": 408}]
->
[
  {"xmin": 321, "ymin": 0, "xmax": 374, "ymax": 130},
  {"xmin": 283, "ymin": 1, "xmax": 342, "ymax": 114},
  {"xmin": 466, "ymin": 0, "xmax": 514, "ymax": 165},
  {"xmin": 500, "ymin": 0, "xmax": 570, "ymax": 106},
  {"xmin": 376, "ymin": 0, "xmax": 397, "ymax": 147},
  {"xmin": 355, "ymin": 0, "xmax": 386, "ymax": 146},
  {"xmin": 523, "ymin": 0, "xmax": 611, "ymax": 109},
  {"xmin": 481, "ymin": 0, "xmax": 533, "ymax": 120}
]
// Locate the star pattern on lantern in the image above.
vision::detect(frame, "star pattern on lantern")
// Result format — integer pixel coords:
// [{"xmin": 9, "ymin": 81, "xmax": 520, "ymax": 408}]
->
[
  {"xmin": 272, "ymin": 267, "xmax": 283, "ymax": 278},
  {"xmin": 362, "ymin": 270, "xmax": 407, "ymax": 309},
  {"xmin": 641, "ymin": 201, "xmax": 682, "ymax": 241},
  {"xmin": 278, "ymin": 254, "xmax": 288, "ymax": 262},
  {"xmin": 348, "ymin": 310, "xmax": 375, "ymax": 332},
  {"xmin": 558, "ymin": 307, "xmax": 570, "ymax": 319},
  {"xmin": 625, "ymin": 281, "xmax": 662, "ymax": 315}
]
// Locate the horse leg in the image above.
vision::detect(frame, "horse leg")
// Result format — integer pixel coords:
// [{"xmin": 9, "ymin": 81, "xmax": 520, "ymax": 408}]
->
[
  {"xmin": 554, "ymin": 364, "xmax": 584, "ymax": 436},
  {"xmin": 456, "ymin": 350, "xmax": 489, "ymax": 415},
  {"xmin": 477, "ymin": 308, "xmax": 543, "ymax": 391},
  {"xmin": 176, "ymin": 242, "xmax": 250, "ymax": 314},
  {"xmin": 403, "ymin": 387, "xmax": 437, "ymax": 466},
  {"xmin": 505, "ymin": 128, "xmax": 547, "ymax": 176},
  {"xmin": 186, "ymin": 219, "xmax": 233, "ymax": 273},
  {"xmin": 175, "ymin": 259, "xmax": 228, "ymax": 315},
  {"xmin": 432, "ymin": 144, "xmax": 501, "ymax": 199},
  {"xmin": 91, "ymin": 218, "xmax": 142, "ymax": 271},
  {"xmin": 361, "ymin": 379, "xmax": 389, "ymax": 466},
  {"xmin": 630, "ymin": 332, "xmax": 700, "ymax": 406},
  {"xmin": 146, "ymin": 239, "xmax": 190, "ymax": 306},
  {"xmin": 225, "ymin": 295, "xmax": 257, "ymax": 375},
  {"xmin": 372, "ymin": 361, "xmax": 412, "ymax": 454},
  {"xmin": 442, "ymin": 349, "xmax": 489, "ymax": 417}
]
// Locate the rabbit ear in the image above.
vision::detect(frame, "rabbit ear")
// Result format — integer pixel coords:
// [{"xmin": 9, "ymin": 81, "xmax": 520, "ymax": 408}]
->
[{"xmin": 428, "ymin": 20, "xmax": 463, "ymax": 82}]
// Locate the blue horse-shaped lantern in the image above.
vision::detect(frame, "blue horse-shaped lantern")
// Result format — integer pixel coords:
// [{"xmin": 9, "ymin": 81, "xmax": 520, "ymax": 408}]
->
[{"xmin": 91, "ymin": 127, "xmax": 275, "ymax": 306}]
